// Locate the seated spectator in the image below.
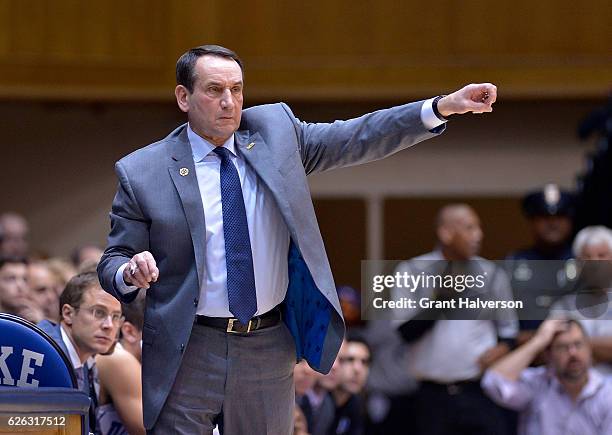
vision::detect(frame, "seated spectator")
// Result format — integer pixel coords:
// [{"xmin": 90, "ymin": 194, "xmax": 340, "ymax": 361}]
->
[
  {"xmin": 46, "ymin": 257, "xmax": 78, "ymax": 297},
  {"xmin": 294, "ymin": 404, "xmax": 311, "ymax": 435},
  {"xmin": 337, "ymin": 286, "xmax": 362, "ymax": 328},
  {"xmin": 96, "ymin": 294, "xmax": 146, "ymax": 435},
  {"xmin": 363, "ymin": 319, "xmax": 418, "ymax": 435},
  {"xmin": 72, "ymin": 244, "xmax": 104, "ymax": 272},
  {"xmin": 0, "ymin": 256, "xmax": 43, "ymax": 323},
  {"xmin": 549, "ymin": 225, "xmax": 612, "ymax": 376},
  {"xmin": 482, "ymin": 319, "xmax": 612, "ymax": 435},
  {"xmin": 299, "ymin": 355, "xmax": 340, "ymax": 435},
  {"xmin": 296, "ymin": 359, "xmax": 319, "ymax": 398},
  {"xmin": 28, "ymin": 260, "xmax": 60, "ymax": 322},
  {"xmin": 116, "ymin": 296, "xmax": 144, "ymax": 363},
  {"xmin": 38, "ymin": 271, "xmax": 123, "ymax": 434},
  {"xmin": 0, "ymin": 212, "xmax": 29, "ymax": 258},
  {"xmin": 329, "ymin": 335, "xmax": 371, "ymax": 435},
  {"xmin": 295, "ymin": 360, "xmax": 318, "ymax": 434}
]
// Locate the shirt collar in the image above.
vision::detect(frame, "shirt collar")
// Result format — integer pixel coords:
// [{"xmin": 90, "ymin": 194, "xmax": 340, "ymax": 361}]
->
[
  {"xmin": 187, "ymin": 123, "xmax": 236, "ymax": 162},
  {"xmin": 60, "ymin": 324, "xmax": 83, "ymax": 369},
  {"xmin": 579, "ymin": 368, "xmax": 604, "ymax": 400},
  {"xmin": 549, "ymin": 367, "xmax": 604, "ymax": 401},
  {"xmin": 60, "ymin": 324, "xmax": 95, "ymax": 370}
]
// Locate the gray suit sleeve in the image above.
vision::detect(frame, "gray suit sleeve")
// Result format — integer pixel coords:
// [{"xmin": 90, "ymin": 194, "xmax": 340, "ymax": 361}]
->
[
  {"xmin": 283, "ymin": 100, "xmax": 444, "ymax": 175},
  {"xmin": 97, "ymin": 160, "xmax": 149, "ymax": 303}
]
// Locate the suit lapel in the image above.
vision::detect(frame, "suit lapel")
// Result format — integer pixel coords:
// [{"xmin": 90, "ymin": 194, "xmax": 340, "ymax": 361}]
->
[
  {"xmin": 235, "ymin": 130, "xmax": 298, "ymax": 240},
  {"xmin": 50, "ymin": 323, "xmax": 70, "ymax": 357},
  {"xmin": 168, "ymin": 128, "xmax": 207, "ymax": 289}
]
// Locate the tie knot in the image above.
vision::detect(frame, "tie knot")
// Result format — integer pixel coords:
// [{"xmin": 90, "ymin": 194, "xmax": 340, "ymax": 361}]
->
[{"xmin": 213, "ymin": 146, "xmax": 231, "ymax": 161}]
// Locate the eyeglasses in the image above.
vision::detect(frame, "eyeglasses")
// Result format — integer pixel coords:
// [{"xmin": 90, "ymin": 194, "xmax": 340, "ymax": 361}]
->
[
  {"xmin": 77, "ymin": 305, "xmax": 124, "ymax": 326},
  {"xmin": 551, "ymin": 340, "xmax": 586, "ymax": 353}
]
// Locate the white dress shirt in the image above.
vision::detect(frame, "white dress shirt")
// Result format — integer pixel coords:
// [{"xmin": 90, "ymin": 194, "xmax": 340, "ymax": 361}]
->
[
  {"xmin": 60, "ymin": 325, "xmax": 98, "ymax": 397},
  {"xmin": 392, "ymin": 250, "xmax": 518, "ymax": 382},
  {"xmin": 116, "ymin": 100, "xmax": 446, "ymax": 317},
  {"xmin": 60, "ymin": 324, "xmax": 93, "ymax": 371},
  {"xmin": 187, "ymin": 127, "xmax": 290, "ymax": 317}
]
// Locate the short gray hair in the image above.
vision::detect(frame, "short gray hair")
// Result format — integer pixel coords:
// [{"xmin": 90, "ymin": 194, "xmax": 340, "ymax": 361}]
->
[{"xmin": 572, "ymin": 225, "xmax": 612, "ymax": 258}]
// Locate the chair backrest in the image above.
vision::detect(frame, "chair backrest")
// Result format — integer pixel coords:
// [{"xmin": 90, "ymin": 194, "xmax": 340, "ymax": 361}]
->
[{"xmin": 0, "ymin": 313, "xmax": 76, "ymax": 388}]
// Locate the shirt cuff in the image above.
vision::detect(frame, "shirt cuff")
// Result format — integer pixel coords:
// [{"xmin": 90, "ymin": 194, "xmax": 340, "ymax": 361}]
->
[
  {"xmin": 481, "ymin": 369, "xmax": 529, "ymax": 410},
  {"xmin": 421, "ymin": 98, "xmax": 447, "ymax": 130},
  {"xmin": 115, "ymin": 263, "xmax": 139, "ymax": 295}
]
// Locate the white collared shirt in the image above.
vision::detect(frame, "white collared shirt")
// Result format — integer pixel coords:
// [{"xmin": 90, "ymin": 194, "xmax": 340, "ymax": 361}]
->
[
  {"xmin": 60, "ymin": 325, "xmax": 99, "ymax": 399},
  {"xmin": 60, "ymin": 324, "xmax": 93, "ymax": 370},
  {"xmin": 187, "ymin": 126, "xmax": 290, "ymax": 317}
]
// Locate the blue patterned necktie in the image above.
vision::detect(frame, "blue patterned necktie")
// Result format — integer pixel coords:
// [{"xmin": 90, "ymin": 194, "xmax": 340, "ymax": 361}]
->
[{"xmin": 213, "ymin": 146, "xmax": 257, "ymax": 324}]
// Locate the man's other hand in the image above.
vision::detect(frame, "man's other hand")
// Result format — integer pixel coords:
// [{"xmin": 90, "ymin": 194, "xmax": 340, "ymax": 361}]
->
[
  {"xmin": 437, "ymin": 83, "xmax": 497, "ymax": 117},
  {"xmin": 123, "ymin": 251, "xmax": 159, "ymax": 289}
]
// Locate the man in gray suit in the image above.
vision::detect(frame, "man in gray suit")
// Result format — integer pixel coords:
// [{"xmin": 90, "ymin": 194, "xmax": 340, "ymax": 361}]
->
[{"xmin": 97, "ymin": 44, "xmax": 497, "ymax": 434}]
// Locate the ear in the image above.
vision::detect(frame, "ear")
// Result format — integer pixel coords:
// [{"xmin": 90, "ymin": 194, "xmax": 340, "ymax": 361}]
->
[
  {"xmin": 175, "ymin": 85, "xmax": 190, "ymax": 113},
  {"xmin": 61, "ymin": 304, "xmax": 75, "ymax": 326},
  {"xmin": 437, "ymin": 226, "xmax": 453, "ymax": 245},
  {"xmin": 120, "ymin": 322, "xmax": 139, "ymax": 344}
]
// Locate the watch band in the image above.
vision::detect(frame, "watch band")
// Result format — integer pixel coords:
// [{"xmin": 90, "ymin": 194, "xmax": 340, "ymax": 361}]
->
[{"xmin": 432, "ymin": 95, "xmax": 448, "ymax": 121}]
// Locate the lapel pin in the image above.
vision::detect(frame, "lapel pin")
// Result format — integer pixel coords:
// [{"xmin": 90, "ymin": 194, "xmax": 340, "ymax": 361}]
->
[
  {"xmin": 246, "ymin": 142, "xmax": 255, "ymax": 150},
  {"xmin": 179, "ymin": 168, "xmax": 189, "ymax": 176}
]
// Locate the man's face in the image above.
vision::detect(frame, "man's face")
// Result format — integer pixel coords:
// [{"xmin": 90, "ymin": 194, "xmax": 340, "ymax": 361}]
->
[
  {"xmin": 28, "ymin": 263, "xmax": 59, "ymax": 319},
  {"xmin": 319, "ymin": 356, "xmax": 341, "ymax": 391},
  {"xmin": 0, "ymin": 262, "xmax": 28, "ymax": 312},
  {"xmin": 580, "ymin": 241, "xmax": 612, "ymax": 261},
  {"xmin": 337, "ymin": 341, "xmax": 370, "ymax": 395},
  {"xmin": 63, "ymin": 286, "xmax": 122, "ymax": 358},
  {"xmin": 294, "ymin": 360, "xmax": 319, "ymax": 396},
  {"xmin": 549, "ymin": 323, "xmax": 591, "ymax": 382},
  {"xmin": 0, "ymin": 217, "xmax": 28, "ymax": 258},
  {"xmin": 120, "ymin": 320, "xmax": 143, "ymax": 362},
  {"xmin": 75, "ymin": 246, "xmax": 103, "ymax": 268},
  {"xmin": 530, "ymin": 215, "xmax": 572, "ymax": 247},
  {"xmin": 176, "ymin": 55, "xmax": 243, "ymax": 146},
  {"xmin": 445, "ymin": 210, "xmax": 483, "ymax": 260}
]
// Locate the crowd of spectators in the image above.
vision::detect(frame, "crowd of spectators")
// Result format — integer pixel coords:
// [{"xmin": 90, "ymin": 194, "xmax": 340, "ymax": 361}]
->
[{"xmin": 3, "ymin": 182, "xmax": 612, "ymax": 435}]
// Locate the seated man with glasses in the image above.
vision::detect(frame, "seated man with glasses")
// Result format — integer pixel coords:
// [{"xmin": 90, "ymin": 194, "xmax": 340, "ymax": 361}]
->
[
  {"xmin": 95, "ymin": 294, "xmax": 146, "ymax": 435},
  {"xmin": 38, "ymin": 271, "xmax": 123, "ymax": 434},
  {"xmin": 482, "ymin": 319, "xmax": 612, "ymax": 435}
]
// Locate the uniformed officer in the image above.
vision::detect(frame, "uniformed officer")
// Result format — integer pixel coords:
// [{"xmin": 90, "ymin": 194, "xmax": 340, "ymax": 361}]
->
[{"xmin": 506, "ymin": 183, "xmax": 576, "ymax": 335}]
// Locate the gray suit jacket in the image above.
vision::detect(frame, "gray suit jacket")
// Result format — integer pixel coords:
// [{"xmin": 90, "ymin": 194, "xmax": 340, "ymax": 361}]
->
[{"xmin": 97, "ymin": 101, "xmax": 442, "ymax": 428}]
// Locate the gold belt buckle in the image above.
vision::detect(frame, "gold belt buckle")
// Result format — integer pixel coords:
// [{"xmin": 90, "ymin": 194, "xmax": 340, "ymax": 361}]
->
[
  {"xmin": 226, "ymin": 318, "xmax": 255, "ymax": 333},
  {"xmin": 226, "ymin": 318, "xmax": 238, "ymax": 333}
]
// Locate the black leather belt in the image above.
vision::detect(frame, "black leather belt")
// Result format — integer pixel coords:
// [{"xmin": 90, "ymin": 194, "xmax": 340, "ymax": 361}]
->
[
  {"xmin": 195, "ymin": 307, "xmax": 281, "ymax": 333},
  {"xmin": 421, "ymin": 379, "xmax": 481, "ymax": 395}
]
